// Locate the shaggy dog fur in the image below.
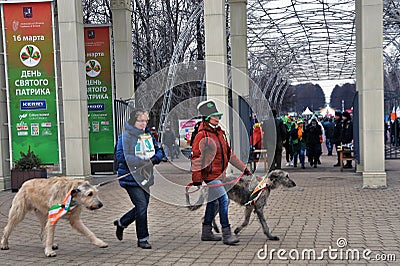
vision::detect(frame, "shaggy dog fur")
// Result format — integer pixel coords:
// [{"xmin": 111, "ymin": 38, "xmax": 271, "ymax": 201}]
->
[
  {"xmin": 1, "ymin": 177, "xmax": 107, "ymax": 257},
  {"xmin": 188, "ymin": 170, "xmax": 296, "ymax": 240}
]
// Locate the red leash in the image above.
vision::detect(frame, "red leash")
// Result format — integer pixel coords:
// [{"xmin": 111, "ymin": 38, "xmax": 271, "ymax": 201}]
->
[{"xmin": 185, "ymin": 173, "xmax": 245, "ymax": 195}]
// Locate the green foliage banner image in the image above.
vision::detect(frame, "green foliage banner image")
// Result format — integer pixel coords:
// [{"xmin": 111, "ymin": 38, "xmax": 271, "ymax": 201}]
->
[
  {"xmin": 3, "ymin": 2, "xmax": 60, "ymax": 165},
  {"xmin": 84, "ymin": 26, "xmax": 114, "ymax": 154}
]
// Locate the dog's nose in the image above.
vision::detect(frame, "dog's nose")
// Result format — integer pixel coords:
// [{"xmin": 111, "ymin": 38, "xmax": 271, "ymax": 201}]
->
[
  {"xmin": 291, "ymin": 181, "xmax": 296, "ymax": 187},
  {"xmin": 98, "ymin": 202, "xmax": 103, "ymax": 209}
]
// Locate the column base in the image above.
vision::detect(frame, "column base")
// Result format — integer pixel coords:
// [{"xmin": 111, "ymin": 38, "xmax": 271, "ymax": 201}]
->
[{"xmin": 362, "ymin": 172, "xmax": 387, "ymax": 188}]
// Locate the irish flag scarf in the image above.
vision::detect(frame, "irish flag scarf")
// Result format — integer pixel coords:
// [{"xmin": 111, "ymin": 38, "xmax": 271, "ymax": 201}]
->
[
  {"xmin": 245, "ymin": 180, "xmax": 269, "ymax": 206},
  {"xmin": 48, "ymin": 189, "xmax": 76, "ymax": 225}
]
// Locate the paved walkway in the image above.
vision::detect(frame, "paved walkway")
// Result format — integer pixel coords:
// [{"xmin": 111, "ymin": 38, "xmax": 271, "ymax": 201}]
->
[{"xmin": 0, "ymin": 153, "xmax": 399, "ymax": 265}]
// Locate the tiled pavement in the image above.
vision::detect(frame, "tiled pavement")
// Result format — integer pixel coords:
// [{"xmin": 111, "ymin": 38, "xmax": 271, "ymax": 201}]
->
[{"xmin": 0, "ymin": 153, "xmax": 399, "ymax": 265}]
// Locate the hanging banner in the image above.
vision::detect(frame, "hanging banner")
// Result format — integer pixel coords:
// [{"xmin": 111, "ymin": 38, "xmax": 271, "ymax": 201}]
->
[
  {"xmin": 2, "ymin": 1, "xmax": 60, "ymax": 165},
  {"xmin": 84, "ymin": 25, "xmax": 114, "ymax": 154}
]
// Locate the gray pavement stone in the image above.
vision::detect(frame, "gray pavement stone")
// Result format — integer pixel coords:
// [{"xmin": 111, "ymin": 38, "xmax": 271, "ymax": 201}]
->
[{"xmin": 0, "ymin": 154, "xmax": 399, "ymax": 265}]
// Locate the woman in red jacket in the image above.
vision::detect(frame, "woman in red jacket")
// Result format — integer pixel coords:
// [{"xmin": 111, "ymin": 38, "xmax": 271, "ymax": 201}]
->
[{"xmin": 192, "ymin": 100, "xmax": 251, "ymax": 245}]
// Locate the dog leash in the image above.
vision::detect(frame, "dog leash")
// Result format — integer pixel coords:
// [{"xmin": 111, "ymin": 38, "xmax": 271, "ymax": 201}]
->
[
  {"xmin": 95, "ymin": 164, "xmax": 153, "ymax": 188},
  {"xmin": 185, "ymin": 173, "xmax": 246, "ymax": 209},
  {"xmin": 95, "ymin": 173, "xmax": 131, "ymax": 188},
  {"xmin": 185, "ymin": 172, "xmax": 245, "ymax": 195}
]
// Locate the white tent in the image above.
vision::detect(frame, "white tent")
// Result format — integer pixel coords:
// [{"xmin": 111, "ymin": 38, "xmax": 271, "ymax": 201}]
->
[{"xmin": 302, "ymin": 107, "xmax": 313, "ymax": 115}]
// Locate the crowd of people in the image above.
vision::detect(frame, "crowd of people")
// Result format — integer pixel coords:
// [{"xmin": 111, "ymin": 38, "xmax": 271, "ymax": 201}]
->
[{"xmin": 251, "ymin": 110, "xmax": 354, "ymax": 171}]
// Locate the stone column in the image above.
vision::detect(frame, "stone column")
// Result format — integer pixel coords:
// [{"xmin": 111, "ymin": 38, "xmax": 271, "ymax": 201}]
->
[
  {"xmin": 0, "ymin": 23, "xmax": 10, "ymax": 189},
  {"xmin": 204, "ymin": 0, "xmax": 229, "ymax": 129},
  {"xmin": 57, "ymin": 0, "xmax": 90, "ymax": 177},
  {"xmin": 230, "ymin": 0, "xmax": 249, "ymax": 162},
  {"xmin": 355, "ymin": 0, "xmax": 386, "ymax": 187},
  {"xmin": 111, "ymin": 0, "xmax": 135, "ymax": 100}
]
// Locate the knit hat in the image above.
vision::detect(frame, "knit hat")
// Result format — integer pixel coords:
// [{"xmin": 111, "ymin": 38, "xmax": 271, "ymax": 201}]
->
[{"xmin": 197, "ymin": 100, "xmax": 223, "ymax": 120}]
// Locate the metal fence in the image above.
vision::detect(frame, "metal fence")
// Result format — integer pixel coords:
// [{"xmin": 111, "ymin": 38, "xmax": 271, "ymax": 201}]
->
[{"xmin": 114, "ymin": 99, "xmax": 134, "ymax": 141}]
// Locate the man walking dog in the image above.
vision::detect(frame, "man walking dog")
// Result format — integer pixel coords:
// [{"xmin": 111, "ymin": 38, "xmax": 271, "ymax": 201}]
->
[{"xmin": 191, "ymin": 99, "xmax": 252, "ymax": 245}]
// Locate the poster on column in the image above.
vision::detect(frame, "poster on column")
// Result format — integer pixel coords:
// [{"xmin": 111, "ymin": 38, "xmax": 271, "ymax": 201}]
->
[
  {"xmin": 2, "ymin": 1, "xmax": 60, "ymax": 165},
  {"xmin": 84, "ymin": 25, "xmax": 114, "ymax": 154}
]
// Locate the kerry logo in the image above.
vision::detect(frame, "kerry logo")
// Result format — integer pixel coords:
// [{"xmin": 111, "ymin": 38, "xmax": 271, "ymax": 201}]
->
[
  {"xmin": 20, "ymin": 44, "xmax": 41, "ymax": 67},
  {"xmin": 85, "ymin": 59, "xmax": 101, "ymax": 78}
]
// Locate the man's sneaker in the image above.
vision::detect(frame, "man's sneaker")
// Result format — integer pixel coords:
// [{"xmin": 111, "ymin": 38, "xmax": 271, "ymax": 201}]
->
[
  {"xmin": 343, "ymin": 164, "xmax": 352, "ymax": 169},
  {"xmin": 285, "ymin": 162, "xmax": 290, "ymax": 166},
  {"xmin": 333, "ymin": 163, "xmax": 340, "ymax": 167},
  {"xmin": 289, "ymin": 161, "xmax": 294, "ymax": 166}
]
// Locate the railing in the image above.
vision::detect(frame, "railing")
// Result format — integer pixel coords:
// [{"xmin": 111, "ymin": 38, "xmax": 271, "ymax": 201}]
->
[{"xmin": 114, "ymin": 99, "xmax": 134, "ymax": 141}]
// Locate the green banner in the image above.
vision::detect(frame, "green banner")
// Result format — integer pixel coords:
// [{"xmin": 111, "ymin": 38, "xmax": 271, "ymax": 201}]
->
[
  {"xmin": 3, "ymin": 1, "xmax": 60, "ymax": 165},
  {"xmin": 84, "ymin": 25, "xmax": 114, "ymax": 154}
]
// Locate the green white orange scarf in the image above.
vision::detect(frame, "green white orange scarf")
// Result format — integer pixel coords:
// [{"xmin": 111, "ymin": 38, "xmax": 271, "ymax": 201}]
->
[
  {"xmin": 48, "ymin": 189, "xmax": 76, "ymax": 225},
  {"xmin": 245, "ymin": 180, "xmax": 269, "ymax": 206}
]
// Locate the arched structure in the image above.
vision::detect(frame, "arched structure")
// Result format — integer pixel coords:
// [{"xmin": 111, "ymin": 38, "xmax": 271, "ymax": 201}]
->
[{"xmin": 0, "ymin": 0, "xmax": 389, "ymax": 189}]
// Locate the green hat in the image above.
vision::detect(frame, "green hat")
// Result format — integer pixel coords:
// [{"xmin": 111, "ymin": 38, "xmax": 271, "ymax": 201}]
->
[{"xmin": 197, "ymin": 100, "xmax": 223, "ymax": 120}]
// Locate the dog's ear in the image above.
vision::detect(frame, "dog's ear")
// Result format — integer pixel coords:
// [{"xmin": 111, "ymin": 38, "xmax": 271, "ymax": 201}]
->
[
  {"xmin": 71, "ymin": 188, "xmax": 81, "ymax": 196},
  {"xmin": 268, "ymin": 170, "xmax": 279, "ymax": 181}
]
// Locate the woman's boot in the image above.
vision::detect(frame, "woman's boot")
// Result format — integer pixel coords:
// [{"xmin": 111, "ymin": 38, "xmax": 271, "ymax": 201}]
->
[
  {"xmin": 222, "ymin": 226, "xmax": 240, "ymax": 245},
  {"xmin": 201, "ymin": 224, "xmax": 222, "ymax": 241}
]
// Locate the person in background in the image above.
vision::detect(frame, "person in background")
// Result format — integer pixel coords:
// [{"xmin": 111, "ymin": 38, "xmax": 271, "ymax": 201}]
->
[
  {"xmin": 269, "ymin": 110, "xmax": 287, "ymax": 170},
  {"xmin": 304, "ymin": 117, "xmax": 323, "ymax": 168},
  {"xmin": 191, "ymin": 99, "xmax": 252, "ymax": 245},
  {"xmin": 114, "ymin": 109, "xmax": 163, "ymax": 249},
  {"xmin": 323, "ymin": 117, "xmax": 334, "ymax": 156},
  {"xmin": 284, "ymin": 117, "xmax": 294, "ymax": 167},
  {"xmin": 161, "ymin": 126, "xmax": 176, "ymax": 162},
  {"xmin": 150, "ymin": 126, "xmax": 158, "ymax": 142},
  {"xmin": 249, "ymin": 122, "xmax": 264, "ymax": 172},
  {"xmin": 291, "ymin": 120, "xmax": 306, "ymax": 169},
  {"xmin": 341, "ymin": 111, "xmax": 354, "ymax": 168},
  {"xmin": 333, "ymin": 111, "xmax": 343, "ymax": 167}
]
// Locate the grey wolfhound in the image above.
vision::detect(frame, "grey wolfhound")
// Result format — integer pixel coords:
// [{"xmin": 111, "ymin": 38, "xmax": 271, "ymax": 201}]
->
[
  {"xmin": 1, "ymin": 176, "xmax": 107, "ymax": 257},
  {"xmin": 188, "ymin": 170, "xmax": 296, "ymax": 240}
]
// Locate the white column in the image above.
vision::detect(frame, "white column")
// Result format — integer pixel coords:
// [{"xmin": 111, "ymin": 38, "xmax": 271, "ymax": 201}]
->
[
  {"xmin": 0, "ymin": 25, "xmax": 10, "ymax": 189},
  {"xmin": 57, "ymin": 0, "xmax": 90, "ymax": 177},
  {"xmin": 230, "ymin": 0, "xmax": 249, "ymax": 162},
  {"xmin": 111, "ymin": 0, "xmax": 135, "ymax": 100},
  {"xmin": 355, "ymin": 0, "xmax": 386, "ymax": 187},
  {"xmin": 204, "ymin": 0, "xmax": 229, "ymax": 130}
]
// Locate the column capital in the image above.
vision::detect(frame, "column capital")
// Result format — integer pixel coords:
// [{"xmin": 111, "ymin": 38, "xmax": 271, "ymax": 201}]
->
[{"xmin": 110, "ymin": 0, "xmax": 131, "ymax": 10}]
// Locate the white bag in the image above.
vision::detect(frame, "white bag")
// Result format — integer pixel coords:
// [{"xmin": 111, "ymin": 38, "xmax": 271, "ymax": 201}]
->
[{"xmin": 135, "ymin": 133, "xmax": 155, "ymax": 160}]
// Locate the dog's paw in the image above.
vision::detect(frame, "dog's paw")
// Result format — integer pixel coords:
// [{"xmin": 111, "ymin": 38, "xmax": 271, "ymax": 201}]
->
[
  {"xmin": 234, "ymin": 227, "xmax": 241, "ymax": 235},
  {"xmin": 268, "ymin": 236, "xmax": 280, "ymax": 241},
  {"xmin": 0, "ymin": 240, "xmax": 9, "ymax": 250},
  {"xmin": 94, "ymin": 239, "xmax": 108, "ymax": 248},
  {"xmin": 45, "ymin": 249, "xmax": 57, "ymax": 257}
]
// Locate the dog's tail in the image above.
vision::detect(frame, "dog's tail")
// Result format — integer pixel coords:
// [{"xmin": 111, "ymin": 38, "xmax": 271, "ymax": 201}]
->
[{"xmin": 186, "ymin": 189, "xmax": 206, "ymax": 211}]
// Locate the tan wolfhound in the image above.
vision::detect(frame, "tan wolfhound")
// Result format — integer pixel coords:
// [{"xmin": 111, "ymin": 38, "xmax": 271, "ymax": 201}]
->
[{"xmin": 1, "ymin": 176, "xmax": 108, "ymax": 257}]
